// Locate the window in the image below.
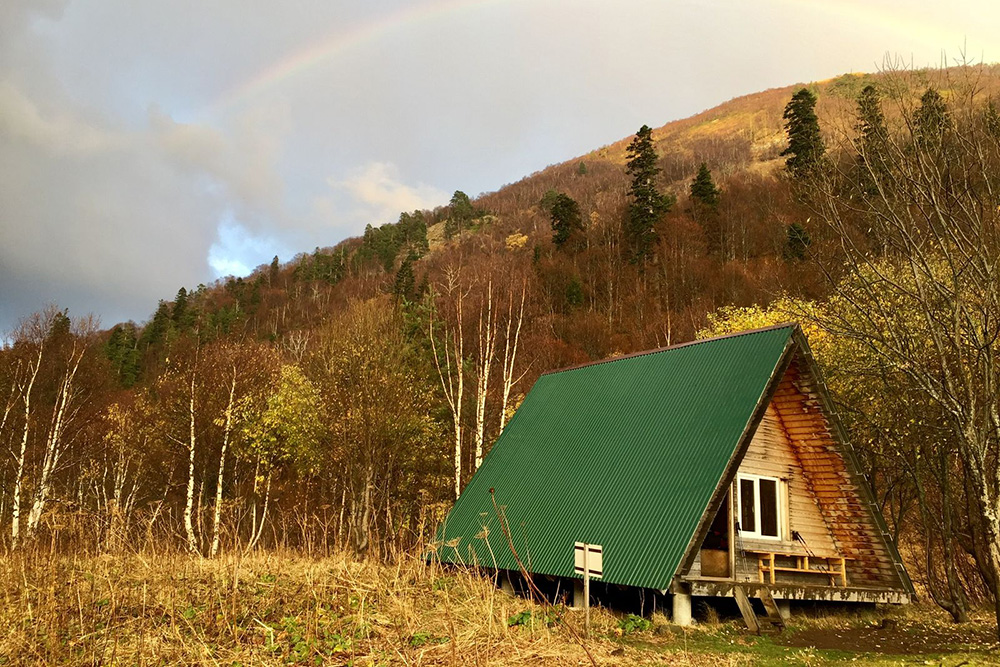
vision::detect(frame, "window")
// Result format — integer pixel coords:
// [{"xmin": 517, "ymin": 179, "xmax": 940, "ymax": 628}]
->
[{"xmin": 737, "ymin": 474, "xmax": 782, "ymax": 540}]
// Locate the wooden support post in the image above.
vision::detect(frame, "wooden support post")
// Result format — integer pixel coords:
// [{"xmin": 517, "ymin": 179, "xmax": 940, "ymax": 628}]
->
[
  {"xmin": 769, "ymin": 553, "xmax": 776, "ymax": 584},
  {"xmin": 839, "ymin": 557, "xmax": 847, "ymax": 587},
  {"xmin": 733, "ymin": 586, "xmax": 760, "ymax": 635}
]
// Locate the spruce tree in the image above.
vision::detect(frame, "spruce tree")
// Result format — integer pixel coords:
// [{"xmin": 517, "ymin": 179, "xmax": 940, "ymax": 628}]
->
[
  {"xmin": 914, "ymin": 88, "xmax": 950, "ymax": 150},
  {"xmin": 781, "ymin": 88, "xmax": 825, "ymax": 178},
  {"xmin": 105, "ymin": 323, "xmax": 141, "ymax": 387},
  {"xmin": 784, "ymin": 222, "xmax": 811, "ymax": 261},
  {"xmin": 445, "ymin": 190, "xmax": 475, "ymax": 239},
  {"xmin": 172, "ymin": 287, "xmax": 188, "ymax": 324},
  {"xmin": 269, "ymin": 255, "xmax": 280, "ymax": 284},
  {"xmin": 690, "ymin": 163, "xmax": 720, "ymax": 207},
  {"xmin": 855, "ymin": 85, "xmax": 888, "ymax": 192},
  {"xmin": 548, "ymin": 193, "xmax": 583, "ymax": 247},
  {"xmin": 625, "ymin": 125, "xmax": 672, "ymax": 264},
  {"xmin": 393, "ymin": 252, "xmax": 417, "ymax": 303},
  {"xmin": 985, "ymin": 101, "xmax": 1000, "ymax": 138}
]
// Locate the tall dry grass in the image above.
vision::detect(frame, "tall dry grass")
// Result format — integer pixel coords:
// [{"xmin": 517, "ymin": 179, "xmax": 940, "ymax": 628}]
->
[{"xmin": 0, "ymin": 546, "xmax": 708, "ymax": 666}]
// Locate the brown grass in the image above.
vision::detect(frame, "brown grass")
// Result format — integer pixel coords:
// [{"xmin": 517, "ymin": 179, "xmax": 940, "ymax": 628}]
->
[
  {"xmin": 0, "ymin": 549, "xmax": 703, "ymax": 666},
  {"xmin": 0, "ymin": 548, "xmax": 996, "ymax": 665}
]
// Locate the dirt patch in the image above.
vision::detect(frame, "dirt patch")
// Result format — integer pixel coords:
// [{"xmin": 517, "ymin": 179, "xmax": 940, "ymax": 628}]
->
[{"xmin": 780, "ymin": 619, "xmax": 1000, "ymax": 656}]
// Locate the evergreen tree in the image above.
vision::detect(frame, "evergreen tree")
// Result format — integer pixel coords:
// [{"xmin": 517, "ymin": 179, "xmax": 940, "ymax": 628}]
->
[
  {"xmin": 577, "ymin": 161, "xmax": 588, "ymax": 175},
  {"xmin": 445, "ymin": 190, "xmax": 475, "ymax": 239},
  {"xmin": 269, "ymin": 255, "xmax": 280, "ymax": 285},
  {"xmin": 540, "ymin": 189, "xmax": 560, "ymax": 213},
  {"xmin": 105, "ymin": 323, "xmax": 141, "ymax": 387},
  {"xmin": 855, "ymin": 85, "xmax": 888, "ymax": 192},
  {"xmin": 784, "ymin": 222, "xmax": 811, "ymax": 261},
  {"xmin": 172, "ymin": 287, "xmax": 189, "ymax": 325},
  {"xmin": 625, "ymin": 125, "xmax": 672, "ymax": 264},
  {"xmin": 690, "ymin": 163, "xmax": 720, "ymax": 207},
  {"xmin": 138, "ymin": 300, "xmax": 171, "ymax": 351},
  {"xmin": 985, "ymin": 101, "xmax": 1000, "ymax": 138},
  {"xmin": 47, "ymin": 309, "xmax": 71, "ymax": 340},
  {"xmin": 914, "ymin": 88, "xmax": 950, "ymax": 150},
  {"xmin": 393, "ymin": 252, "xmax": 418, "ymax": 303},
  {"xmin": 781, "ymin": 88, "xmax": 825, "ymax": 178},
  {"xmin": 547, "ymin": 193, "xmax": 583, "ymax": 248},
  {"xmin": 399, "ymin": 210, "xmax": 429, "ymax": 255}
]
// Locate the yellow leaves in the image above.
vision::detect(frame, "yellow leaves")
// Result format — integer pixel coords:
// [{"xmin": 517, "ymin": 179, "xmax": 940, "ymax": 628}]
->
[{"xmin": 505, "ymin": 233, "xmax": 528, "ymax": 251}]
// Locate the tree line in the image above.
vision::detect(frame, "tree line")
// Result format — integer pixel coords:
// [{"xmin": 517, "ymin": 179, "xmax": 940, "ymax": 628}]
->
[{"xmin": 1, "ymin": 61, "xmax": 999, "ymax": 635}]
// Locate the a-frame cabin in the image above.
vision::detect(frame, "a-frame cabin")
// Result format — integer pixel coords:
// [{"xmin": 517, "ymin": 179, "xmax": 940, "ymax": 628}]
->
[{"xmin": 433, "ymin": 324, "xmax": 913, "ymax": 626}]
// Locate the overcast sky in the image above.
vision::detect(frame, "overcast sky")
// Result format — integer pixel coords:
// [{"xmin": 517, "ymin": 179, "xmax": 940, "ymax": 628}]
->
[{"xmin": 1, "ymin": 0, "xmax": 997, "ymax": 331}]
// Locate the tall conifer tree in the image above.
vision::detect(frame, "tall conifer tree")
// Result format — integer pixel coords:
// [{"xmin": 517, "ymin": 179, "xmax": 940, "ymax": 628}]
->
[
  {"xmin": 855, "ymin": 85, "xmax": 888, "ymax": 192},
  {"xmin": 547, "ymin": 193, "xmax": 583, "ymax": 248},
  {"xmin": 625, "ymin": 125, "xmax": 672, "ymax": 264},
  {"xmin": 690, "ymin": 163, "xmax": 720, "ymax": 207},
  {"xmin": 781, "ymin": 88, "xmax": 825, "ymax": 178}
]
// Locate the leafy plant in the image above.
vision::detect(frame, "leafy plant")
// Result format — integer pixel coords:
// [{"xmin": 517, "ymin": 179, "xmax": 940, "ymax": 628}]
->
[{"xmin": 617, "ymin": 614, "xmax": 652, "ymax": 634}]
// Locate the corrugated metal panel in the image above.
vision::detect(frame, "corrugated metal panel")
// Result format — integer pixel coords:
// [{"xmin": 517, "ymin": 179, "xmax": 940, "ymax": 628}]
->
[{"xmin": 435, "ymin": 325, "xmax": 795, "ymax": 590}]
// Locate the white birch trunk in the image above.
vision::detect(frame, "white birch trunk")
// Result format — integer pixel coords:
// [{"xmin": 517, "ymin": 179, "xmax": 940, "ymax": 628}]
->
[
  {"xmin": 246, "ymin": 470, "xmax": 272, "ymax": 553},
  {"xmin": 429, "ymin": 268, "xmax": 467, "ymax": 499},
  {"xmin": 183, "ymin": 370, "xmax": 199, "ymax": 554},
  {"xmin": 11, "ymin": 344, "xmax": 43, "ymax": 548},
  {"xmin": 498, "ymin": 285, "xmax": 527, "ymax": 433},
  {"xmin": 26, "ymin": 340, "xmax": 84, "ymax": 537},
  {"xmin": 210, "ymin": 364, "xmax": 237, "ymax": 557},
  {"xmin": 473, "ymin": 281, "xmax": 496, "ymax": 469}
]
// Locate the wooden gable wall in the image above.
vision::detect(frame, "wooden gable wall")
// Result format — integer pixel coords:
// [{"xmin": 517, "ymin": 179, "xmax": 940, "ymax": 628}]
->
[{"xmin": 754, "ymin": 353, "xmax": 901, "ymax": 589}]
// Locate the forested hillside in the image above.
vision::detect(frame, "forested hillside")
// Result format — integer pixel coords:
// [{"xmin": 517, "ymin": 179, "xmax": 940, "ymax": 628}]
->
[{"xmin": 3, "ymin": 63, "xmax": 1000, "ymax": 631}]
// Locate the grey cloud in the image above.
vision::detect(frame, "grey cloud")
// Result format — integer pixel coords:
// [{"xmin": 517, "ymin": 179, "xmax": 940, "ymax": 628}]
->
[{"xmin": 2, "ymin": 0, "xmax": 998, "ymax": 331}]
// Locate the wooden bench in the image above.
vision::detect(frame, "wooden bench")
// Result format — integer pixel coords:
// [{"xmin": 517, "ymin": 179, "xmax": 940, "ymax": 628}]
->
[{"xmin": 751, "ymin": 550, "xmax": 848, "ymax": 587}]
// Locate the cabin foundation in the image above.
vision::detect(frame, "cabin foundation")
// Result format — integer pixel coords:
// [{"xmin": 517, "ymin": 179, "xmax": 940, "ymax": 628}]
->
[
  {"xmin": 572, "ymin": 579, "xmax": 586, "ymax": 609},
  {"xmin": 672, "ymin": 592, "xmax": 692, "ymax": 626}
]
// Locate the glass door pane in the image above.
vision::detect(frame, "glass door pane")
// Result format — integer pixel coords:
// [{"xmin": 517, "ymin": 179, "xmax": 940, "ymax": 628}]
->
[
  {"xmin": 739, "ymin": 478, "xmax": 756, "ymax": 534},
  {"xmin": 759, "ymin": 478, "xmax": 778, "ymax": 537}
]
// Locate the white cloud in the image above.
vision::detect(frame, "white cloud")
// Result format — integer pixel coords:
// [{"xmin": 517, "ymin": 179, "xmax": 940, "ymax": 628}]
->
[{"xmin": 331, "ymin": 161, "xmax": 448, "ymax": 228}]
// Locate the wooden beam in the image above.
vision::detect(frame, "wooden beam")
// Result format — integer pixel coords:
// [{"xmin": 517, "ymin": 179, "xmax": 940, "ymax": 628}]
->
[{"xmin": 733, "ymin": 586, "xmax": 761, "ymax": 635}]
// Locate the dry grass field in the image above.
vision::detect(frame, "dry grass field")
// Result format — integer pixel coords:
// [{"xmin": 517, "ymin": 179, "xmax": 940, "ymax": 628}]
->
[{"xmin": 0, "ymin": 549, "xmax": 998, "ymax": 666}]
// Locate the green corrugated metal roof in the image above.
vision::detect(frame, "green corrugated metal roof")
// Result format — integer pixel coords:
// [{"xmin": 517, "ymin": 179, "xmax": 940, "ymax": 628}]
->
[{"xmin": 434, "ymin": 325, "xmax": 796, "ymax": 590}]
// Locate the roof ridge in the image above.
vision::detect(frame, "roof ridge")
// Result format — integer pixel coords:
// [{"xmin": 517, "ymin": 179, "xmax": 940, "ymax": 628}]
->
[{"xmin": 541, "ymin": 321, "xmax": 799, "ymax": 376}]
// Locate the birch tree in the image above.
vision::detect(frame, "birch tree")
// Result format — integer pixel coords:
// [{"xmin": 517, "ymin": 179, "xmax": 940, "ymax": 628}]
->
[
  {"xmin": 7, "ymin": 312, "xmax": 47, "ymax": 547},
  {"xmin": 24, "ymin": 315, "xmax": 94, "ymax": 539},
  {"xmin": 429, "ymin": 266, "xmax": 469, "ymax": 499},
  {"xmin": 472, "ymin": 280, "xmax": 496, "ymax": 469},
  {"xmin": 497, "ymin": 283, "xmax": 527, "ymax": 433}
]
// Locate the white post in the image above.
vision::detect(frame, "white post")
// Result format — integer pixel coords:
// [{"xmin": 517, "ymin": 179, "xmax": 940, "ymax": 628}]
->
[{"xmin": 672, "ymin": 592, "xmax": 692, "ymax": 626}]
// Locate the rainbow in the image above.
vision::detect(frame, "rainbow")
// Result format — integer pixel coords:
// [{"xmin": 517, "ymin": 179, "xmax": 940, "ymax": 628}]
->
[
  {"xmin": 207, "ymin": 0, "xmax": 977, "ymax": 118},
  {"xmin": 206, "ymin": 0, "xmax": 500, "ymax": 116}
]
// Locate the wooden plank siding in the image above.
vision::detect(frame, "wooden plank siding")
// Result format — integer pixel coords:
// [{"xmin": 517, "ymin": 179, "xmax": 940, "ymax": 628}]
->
[
  {"xmin": 769, "ymin": 355, "xmax": 899, "ymax": 588},
  {"xmin": 737, "ymin": 403, "xmax": 839, "ymax": 560},
  {"xmin": 687, "ymin": 351, "xmax": 902, "ymax": 590}
]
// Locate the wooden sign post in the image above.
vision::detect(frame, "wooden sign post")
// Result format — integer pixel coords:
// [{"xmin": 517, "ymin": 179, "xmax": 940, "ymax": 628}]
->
[{"xmin": 574, "ymin": 542, "xmax": 603, "ymax": 636}]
